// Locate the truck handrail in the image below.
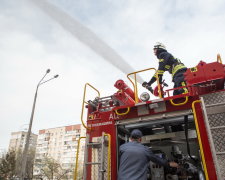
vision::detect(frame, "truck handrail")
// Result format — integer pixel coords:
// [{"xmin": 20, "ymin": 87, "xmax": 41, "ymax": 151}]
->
[
  {"xmin": 127, "ymin": 68, "xmax": 162, "ymax": 103},
  {"xmin": 192, "ymin": 100, "xmax": 209, "ymax": 180},
  {"xmin": 114, "ymin": 107, "xmax": 130, "ymax": 116},
  {"xmin": 169, "ymin": 96, "xmax": 189, "ymax": 106},
  {"xmin": 217, "ymin": 53, "xmax": 222, "ymax": 64},
  {"xmin": 104, "ymin": 133, "xmax": 111, "ymax": 180},
  {"xmin": 81, "ymin": 83, "xmax": 100, "ymax": 129},
  {"xmin": 74, "ymin": 136, "xmax": 86, "ymax": 180}
]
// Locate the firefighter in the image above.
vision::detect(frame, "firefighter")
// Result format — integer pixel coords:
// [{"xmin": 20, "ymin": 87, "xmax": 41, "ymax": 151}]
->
[
  {"xmin": 118, "ymin": 129, "xmax": 178, "ymax": 180},
  {"xmin": 142, "ymin": 42, "xmax": 188, "ymax": 96}
]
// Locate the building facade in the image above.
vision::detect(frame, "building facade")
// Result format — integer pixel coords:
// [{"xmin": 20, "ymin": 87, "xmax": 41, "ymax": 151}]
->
[
  {"xmin": 34, "ymin": 124, "xmax": 86, "ymax": 179},
  {"xmin": 8, "ymin": 131, "xmax": 37, "ymax": 152},
  {"xmin": 0, "ymin": 148, "xmax": 5, "ymax": 159},
  {"xmin": 8, "ymin": 131, "xmax": 38, "ymax": 179}
]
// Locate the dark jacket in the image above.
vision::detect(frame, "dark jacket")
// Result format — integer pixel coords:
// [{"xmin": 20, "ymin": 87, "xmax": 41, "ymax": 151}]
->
[
  {"xmin": 118, "ymin": 141, "xmax": 169, "ymax": 180},
  {"xmin": 148, "ymin": 49, "xmax": 187, "ymax": 85}
]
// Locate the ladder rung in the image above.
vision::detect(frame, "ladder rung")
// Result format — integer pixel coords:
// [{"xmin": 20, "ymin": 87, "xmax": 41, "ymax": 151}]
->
[
  {"xmin": 87, "ymin": 142, "xmax": 101, "ymax": 145},
  {"xmin": 86, "ymin": 162, "xmax": 101, "ymax": 165},
  {"xmin": 205, "ymin": 102, "xmax": 225, "ymax": 107},
  {"xmin": 210, "ymin": 126, "xmax": 225, "ymax": 130},
  {"xmin": 87, "ymin": 142, "xmax": 101, "ymax": 148},
  {"xmin": 216, "ymin": 152, "xmax": 225, "ymax": 155}
]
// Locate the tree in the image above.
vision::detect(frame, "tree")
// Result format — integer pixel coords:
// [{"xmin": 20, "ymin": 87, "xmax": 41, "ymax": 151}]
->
[
  {"xmin": 35, "ymin": 156, "xmax": 71, "ymax": 180},
  {"xmin": 0, "ymin": 147, "xmax": 37, "ymax": 179},
  {"xmin": 0, "ymin": 150, "xmax": 16, "ymax": 179}
]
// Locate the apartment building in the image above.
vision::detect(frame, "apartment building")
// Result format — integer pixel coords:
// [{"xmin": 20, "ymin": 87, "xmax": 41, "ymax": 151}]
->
[
  {"xmin": 0, "ymin": 148, "xmax": 5, "ymax": 159},
  {"xmin": 34, "ymin": 124, "xmax": 86, "ymax": 179},
  {"xmin": 8, "ymin": 131, "xmax": 38, "ymax": 152}
]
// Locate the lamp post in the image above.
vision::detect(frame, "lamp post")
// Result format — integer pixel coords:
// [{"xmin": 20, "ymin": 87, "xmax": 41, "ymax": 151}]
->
[{"xmin": 20, "ymin": 69, "xmax": 59, "ymax": 180}]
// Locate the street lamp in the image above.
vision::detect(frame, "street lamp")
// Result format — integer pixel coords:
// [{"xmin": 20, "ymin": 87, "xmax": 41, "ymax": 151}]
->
[{"xmin": 20, "ymin": 69, "xmax": 59, "ymax": 180}]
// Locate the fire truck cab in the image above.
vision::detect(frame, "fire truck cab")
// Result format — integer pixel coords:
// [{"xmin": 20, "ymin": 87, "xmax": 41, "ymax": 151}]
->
[{"xmin": 75, "ymin": 55, "xmax": 225, "ymax": 180}]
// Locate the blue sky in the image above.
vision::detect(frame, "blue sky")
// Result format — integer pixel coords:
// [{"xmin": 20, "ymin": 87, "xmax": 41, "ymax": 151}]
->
[{"xmin": 1, "ymin": 0, "xmax": 225, "ymax": 150}]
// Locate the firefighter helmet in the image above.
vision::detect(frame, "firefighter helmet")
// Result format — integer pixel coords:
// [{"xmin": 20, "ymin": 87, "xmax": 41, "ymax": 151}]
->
[{"xmin": 153, "ymin": 42, "xmax": 166, "ymax": 50}]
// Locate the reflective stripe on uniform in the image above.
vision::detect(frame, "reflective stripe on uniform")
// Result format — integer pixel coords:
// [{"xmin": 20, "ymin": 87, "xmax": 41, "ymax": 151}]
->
[
  {"xmin": 181, "ymin": 82, "xmax": 188, "ymax": 94},
  {"xmin": 153, "ymin": 70, "xmax": 164, "ymax": 77},
  {"xmin": 165, "ymin": 65, "xmax": 170, "ymax": 69},
  {"xmin": 159, "ymin": 59, "xmax": 164, "ymax": 62},
  {"xmin": 172, "ymin": 64, "xmax": 186, "ymax": 76},
  {"xmin": 158, "ymin": 70, "xmax": 164, "ymax": 74}
]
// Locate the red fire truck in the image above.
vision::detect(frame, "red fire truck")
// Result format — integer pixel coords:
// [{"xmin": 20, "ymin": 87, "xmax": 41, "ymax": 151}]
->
[{"xmin": 75, "ymin": 55, "xmax": 225, "ymax": 180}]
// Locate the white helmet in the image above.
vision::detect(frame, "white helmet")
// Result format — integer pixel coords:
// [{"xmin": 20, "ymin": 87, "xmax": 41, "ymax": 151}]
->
[{"xmin": 153, "ymin": 42, "xmax": 166, "ymax": 50}]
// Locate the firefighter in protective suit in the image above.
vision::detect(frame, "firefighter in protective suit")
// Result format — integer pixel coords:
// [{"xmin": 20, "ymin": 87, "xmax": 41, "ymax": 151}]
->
[{"xmin": 143, "ymin": 42, "xmax": 188, "ymax": 95}]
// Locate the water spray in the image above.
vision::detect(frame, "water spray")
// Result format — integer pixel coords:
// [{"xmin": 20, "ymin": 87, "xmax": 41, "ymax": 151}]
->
[{"xmin": 28, "ymin": 0, "xmax": 144, "ymax": 83}]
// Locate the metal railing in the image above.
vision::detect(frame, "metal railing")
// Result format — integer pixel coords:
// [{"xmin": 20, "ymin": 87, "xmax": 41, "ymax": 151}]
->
[
  {"xmin": 81, "ymin": 83, "xmax": 100, "ymax": 129},
  {"xmin": 127, "ymin": 68, "xmax": 162, "ymax": 103}
]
